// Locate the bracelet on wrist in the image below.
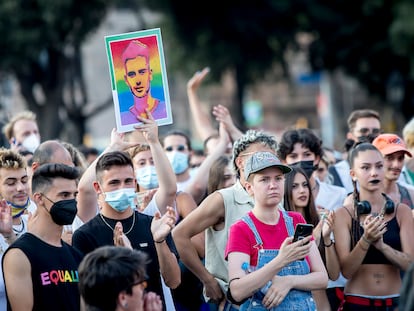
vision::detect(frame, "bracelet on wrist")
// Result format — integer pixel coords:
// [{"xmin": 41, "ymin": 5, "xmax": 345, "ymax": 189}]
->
[
  {"xmin": 324, "ymin": 240, "xmax": 334, "ymax": 247},
  {"xmin": 359, "ymin": 240, "xmax": 369, "ymax": 251},
  {"xmin": 362, "ymin": 235, "xmax": 371, "ymax": 245},
  {"xmin": 154, "ymin": 239, "xmax": 165, "ymax": 244}
]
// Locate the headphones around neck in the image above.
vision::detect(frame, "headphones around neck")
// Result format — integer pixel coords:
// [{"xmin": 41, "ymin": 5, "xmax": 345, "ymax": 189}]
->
[{"xmin": 355, "ymin": 193, "xmax": 395, "ymax": 216}]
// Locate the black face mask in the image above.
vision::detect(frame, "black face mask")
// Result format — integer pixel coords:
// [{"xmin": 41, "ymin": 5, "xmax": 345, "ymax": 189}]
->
[
  {"xmin": 291, "ymin": 160, "xmax": 318, "ymax": 179},
  {"xmin": 49, "ymin": 199, "xmax": 78, "ymax": 226}
]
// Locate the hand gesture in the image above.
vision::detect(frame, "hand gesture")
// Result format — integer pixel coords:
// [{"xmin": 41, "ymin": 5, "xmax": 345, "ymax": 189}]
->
[
  {"xmin": 322, "ymin": 211, "xmax": 335, "ymax": 239},
  {"xmin": 151, "ymin": 206, "xmax": 176, "ymax": 243},
  {"xmin": 263, "ymin": 275, "xmax": 290, "ymax": 309},
  {"xmin": 108, "ymin": 128, "xmax": 140, "ymax": 152},
  {"xmin": 277, "ymin": 235, "xmax": 312, "ymax": 265},
  {"xmin": 203, "ymin": 277, "xmax": 225, "ymax": 304},
  {"xmin": 0, "ymin": 200, "xmax": 12, "ymax": 236},
  {"xmin": 134, "ymin": 110, "xmax": 159, "ymax": 144},
  {"xmin": 361, "ymin": 214, "xmax": 387, "ymax": 247},
  {"xmin": 113, "ymin": 221, "xmax": 132, "ymax": 249},
  {"xmin": 137, "ymin": 189, "xmax": 157, "ymax": 212},
  {"xmin": 187, "ymin": 67, "xmax": 210, "ymax": 92},
  {"xmin": 143, "ymin": 291, "xmax": 163, "ymax": 311},
  {"xmin": 212, "ymin": 105, "xmax": 234, "ymax": 130}
]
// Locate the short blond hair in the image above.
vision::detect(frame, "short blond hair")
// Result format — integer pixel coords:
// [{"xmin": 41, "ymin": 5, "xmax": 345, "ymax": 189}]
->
[
  {"xmin": 0, "ymin": 148, "xmax": 26, "ymax": 170},
  {"xmin": 2, "ymin": 111, "xmax": 37, "ymax": 140},
  {"xmin": 403, "ymin": 117, "xmax": 414, "ymax": 149}
]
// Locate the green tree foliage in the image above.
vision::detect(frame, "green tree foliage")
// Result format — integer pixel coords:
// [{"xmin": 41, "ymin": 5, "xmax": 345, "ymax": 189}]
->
[
  {"xmin": 148, "ymin": 0, "xmax": 307, "ymax": 128},
  {"xmin": 306, "ymin": 1, "xmax": 410, "ymax": 103},
  {"xmin": 0, "ymin": 0, "xmax": 114, "ymax": 143},
  {"xmin": 147, "ymin": 0, "xmax": 414, "ymax": 123}
]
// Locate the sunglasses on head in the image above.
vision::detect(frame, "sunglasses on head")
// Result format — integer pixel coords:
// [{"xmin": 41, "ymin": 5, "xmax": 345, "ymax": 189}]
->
[
  {"xmin": 126, "ymin": 278, "xmax": 148, "ymax": 291},
  {"xmin": 165, "ymin": 145, "xmax": 186, "ymax": 152}
]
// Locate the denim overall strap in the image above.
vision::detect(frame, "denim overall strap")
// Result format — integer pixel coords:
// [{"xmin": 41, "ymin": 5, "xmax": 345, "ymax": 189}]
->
[
  {"xmin": 238, "ymin": 212, "xmax": 316, "ymax": 311},
  {"xmin": 241, "ymin": 215, "xmax": 263, "ymax": 247},
  {"xmin": 281, "ymin": 210, "xmax": 294, "ymax": 237}
]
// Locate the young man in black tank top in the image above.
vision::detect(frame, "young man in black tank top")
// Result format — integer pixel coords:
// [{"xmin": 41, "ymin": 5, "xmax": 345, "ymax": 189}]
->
[
  {"xmin": 373, "ymin": 133, "xmax": 414, "ymax": 209},
  {"xmin": 2, "ymin": 163, "xmax": 83, "ymax": 310}
]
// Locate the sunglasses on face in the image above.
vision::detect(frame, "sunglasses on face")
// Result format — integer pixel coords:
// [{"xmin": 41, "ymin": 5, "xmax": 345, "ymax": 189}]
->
[
  {"xmin": 165, "ymin": 145, "xmax": 187, "ymax": 152},
  {"xmin": 356, "ymin": 128, "xmax": 381, "ymax": 136}
]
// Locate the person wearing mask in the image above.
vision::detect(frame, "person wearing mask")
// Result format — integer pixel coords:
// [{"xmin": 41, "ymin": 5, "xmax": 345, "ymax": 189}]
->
[
  {"xmin": 2, "ymin": 110, "xmax": 40, "ymax": 155},
  {"xmin": 333, "ymin": 143, "xmax": 414, "ymax": 310},
  {"xmin": 2, "ymin": 163, "xmax": 83, "ymax": 310},
  {"xmin": 72, "ymin": 149, "xmax": 180, "ymax": 311},
  {"xmin": 328, "ymin": 109, "xmax": 381, "ymax": 193},
  {"xmin": 277, "ymin": 128, "xmax": 347, "ymax": 310},
  {"xmin": 225, "ymin": 151, "xmax": 328, "ymax": 310},
  {"xmin": 284, "ymin": 166, "xmax": 340, "ymax": 311}
]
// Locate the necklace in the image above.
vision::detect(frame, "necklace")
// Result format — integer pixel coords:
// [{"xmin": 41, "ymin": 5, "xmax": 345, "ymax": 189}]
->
[
  {"xmin": 13, "ymin": 219, "xmax": 25, "ymax": 235},
  {"xmin": 99, "ymin": 211, "xmax": 136, "ymax": 235}
]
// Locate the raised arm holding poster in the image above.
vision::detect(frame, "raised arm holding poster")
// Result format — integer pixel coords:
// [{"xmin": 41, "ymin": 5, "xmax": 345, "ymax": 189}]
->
[{"xmin": 105, "ymin": 28, "xmax": 173, "ymax": 132}]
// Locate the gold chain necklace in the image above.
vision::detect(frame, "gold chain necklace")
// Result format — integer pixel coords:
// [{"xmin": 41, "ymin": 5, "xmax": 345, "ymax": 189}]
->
[{"xmin": 99, "ymin": 211, "xmax": 136, "ymax": 235}]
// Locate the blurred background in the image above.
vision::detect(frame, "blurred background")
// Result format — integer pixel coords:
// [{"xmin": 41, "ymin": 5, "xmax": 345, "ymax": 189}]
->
[{"xmin": 0, "ymin": 0, "xmax": 413, "ymax": 152}]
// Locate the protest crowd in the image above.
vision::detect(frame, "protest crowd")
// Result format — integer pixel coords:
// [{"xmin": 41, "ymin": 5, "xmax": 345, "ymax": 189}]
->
[{"xmin": 0, "ymin": 65, "xmax": 413, "ymax": 311}]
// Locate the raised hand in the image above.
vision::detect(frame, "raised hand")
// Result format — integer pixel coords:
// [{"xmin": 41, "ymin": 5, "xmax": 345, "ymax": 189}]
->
[
  {"xmin": 151, "ymin": 206, "xmax": 176, "ymax": 243},
  {"xmin": 113, "ymin": 221, "xmax": 132, "ymax": 249},
  {"xmin": 0, "ymin": 199, "xmax": 12, "ymax": 237},
  {"xmin": 187, "ymin": 67, "xmax": 210, "ymax": 92},
  {"xmin": 134, "ymin": 110, "xmax": 159, "ymax": 144}
]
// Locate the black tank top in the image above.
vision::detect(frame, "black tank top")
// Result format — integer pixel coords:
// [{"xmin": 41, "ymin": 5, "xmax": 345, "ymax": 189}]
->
[
  {"xmin": 3, "ymin": 233, "xmax": 83, "ymax": 311},
  {"xmin": 347, "ymin": 206, "xmax": 402, "ymax": 265}
]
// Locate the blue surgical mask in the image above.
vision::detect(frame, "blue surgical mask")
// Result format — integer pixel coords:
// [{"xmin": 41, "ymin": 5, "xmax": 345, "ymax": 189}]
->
[
  {"xmin": 104, "ymin": 188, "xmax": 136, "ymax": 212},
  {"xmin": 167, "ymin": 151, "xmax": 189, "ymax": 174},
  {"xmin": 135, "ymin": 166, "xmax": 159, "ymax": 189}
]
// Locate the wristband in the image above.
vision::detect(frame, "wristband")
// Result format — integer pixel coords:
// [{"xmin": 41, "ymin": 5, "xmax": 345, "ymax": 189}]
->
[
  {"xmin": 362, "ymin": 235, "xmax": 371, "ymax": 245},
  {"xmin": 324, "ymin": 240, "xmax": 334, "ymax": 247},
  {"xmin": 154, "ymin": 239, "xmax": 165, "ymax": 244}
]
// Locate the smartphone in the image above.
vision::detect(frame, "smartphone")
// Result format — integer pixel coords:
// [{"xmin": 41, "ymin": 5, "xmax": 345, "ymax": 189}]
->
[{"xmin": 293, "ymin": 223, "xmax": 314, "ymax": 243}]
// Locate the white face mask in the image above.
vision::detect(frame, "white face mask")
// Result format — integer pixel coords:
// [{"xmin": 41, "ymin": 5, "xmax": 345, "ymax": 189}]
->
[{"xmin": 21, "ymin": 134, "xmax": 40, "ymax": 153}]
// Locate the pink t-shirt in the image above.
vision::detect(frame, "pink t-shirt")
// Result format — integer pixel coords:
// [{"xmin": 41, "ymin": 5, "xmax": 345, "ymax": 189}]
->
[{"xmin": 225, "ymin": 210, "xmax": 308, "ymax": 266}]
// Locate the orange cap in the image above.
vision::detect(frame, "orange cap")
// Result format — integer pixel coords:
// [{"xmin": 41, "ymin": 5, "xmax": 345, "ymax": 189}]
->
[{"xmin": 372, "ymin": 133, "xmax": 412, "ymax": 157}]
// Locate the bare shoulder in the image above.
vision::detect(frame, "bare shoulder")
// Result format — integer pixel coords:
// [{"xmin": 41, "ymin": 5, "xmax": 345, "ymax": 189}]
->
[
  {"xmin": 396, "ymin": 202, "xmax": 414, "ymax": 220},
  {"xmin": 3, "ymin": 248, "xmax": 30, "ymax": 273},
  {"xmin": 335, "ymin": 204, "xmax": 354, "ymax": 226}
]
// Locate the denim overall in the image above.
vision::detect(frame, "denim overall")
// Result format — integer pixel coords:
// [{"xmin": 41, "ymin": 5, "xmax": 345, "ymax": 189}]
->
[{"xmin": 236, "ymin": 212, "xmax": 316, "ymax": 311}]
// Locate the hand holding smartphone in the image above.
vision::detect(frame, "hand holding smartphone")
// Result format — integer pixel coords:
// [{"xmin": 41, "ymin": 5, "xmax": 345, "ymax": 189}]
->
[{"xmin": 293, "ymin": 223, "xmax": 314, "ymax": 243}]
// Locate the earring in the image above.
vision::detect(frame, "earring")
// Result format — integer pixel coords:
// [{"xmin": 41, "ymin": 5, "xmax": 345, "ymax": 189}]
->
[{"xmin": 122, "ymin": 302, "xmax": 128, "ymax": 309}]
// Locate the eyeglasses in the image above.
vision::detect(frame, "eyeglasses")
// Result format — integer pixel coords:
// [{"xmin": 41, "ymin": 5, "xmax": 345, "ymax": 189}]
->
[
  {"xmin": 165, "ymin": 145, "xmax": 187, "ymax": 152},
  {"xmin": 356, "ymin": 128, "xmax": 382, "ymax": 136}
]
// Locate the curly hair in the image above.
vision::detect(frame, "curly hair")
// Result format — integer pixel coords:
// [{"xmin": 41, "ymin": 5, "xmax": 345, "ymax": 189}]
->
[{"xmin": 231, "ymin": 130, "xmax": 278, "ymax": 177}]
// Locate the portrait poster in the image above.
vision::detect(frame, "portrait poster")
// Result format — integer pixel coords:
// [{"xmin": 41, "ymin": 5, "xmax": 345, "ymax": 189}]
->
[{"xmin": 105, "ymin": 28, "xmax": 173, "ymax": 133}]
